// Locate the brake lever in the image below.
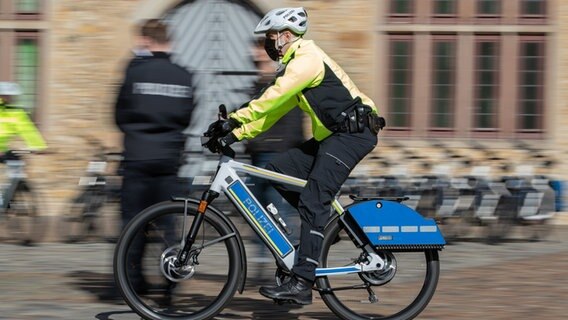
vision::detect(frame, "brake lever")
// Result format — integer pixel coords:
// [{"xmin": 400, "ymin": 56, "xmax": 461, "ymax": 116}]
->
[{"xmin": 218, "ymin": 104, "xmax": 227, "ymax": 120}]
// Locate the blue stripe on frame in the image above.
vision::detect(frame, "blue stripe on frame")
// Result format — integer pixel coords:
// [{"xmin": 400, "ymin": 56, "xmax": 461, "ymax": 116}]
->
[
  {"xmin": 316, "ymin": 266, "xmax": 360, "ymax": 276},
  {"xmin": 228, "ymin": 181, "xmax": 293, "ymax": 257}
]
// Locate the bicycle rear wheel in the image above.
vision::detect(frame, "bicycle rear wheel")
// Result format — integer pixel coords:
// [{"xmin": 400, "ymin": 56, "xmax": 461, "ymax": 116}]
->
[
  {"xmin": 60, "ymin": 189, "xmax": 104, "ymax": 243},
  {"xmin": 4, "ymin": 182, "xmax": 44, "ymax": 246},
  {"xmin": 60, "ymin": 187, "xmax": 120, "ymax": 243},
  {"xmin": 113, "ymin": 200, "xmax": 242, "ymax": 320},
  {"xmin": 317, "ymin": 218, "xmax": 440, "ymax": 320}
]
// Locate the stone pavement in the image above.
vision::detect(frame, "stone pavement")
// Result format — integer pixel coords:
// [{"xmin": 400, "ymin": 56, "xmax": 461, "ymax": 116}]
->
[{"xmin": 0, "ymin": 226, "xmax": 566, "ymax": 320}]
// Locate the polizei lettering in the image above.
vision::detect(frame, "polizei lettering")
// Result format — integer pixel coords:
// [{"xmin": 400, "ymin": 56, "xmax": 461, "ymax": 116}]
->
[
  {"xmin": 243, "ymin": 198, "xmax": 275, "ymax": 234},
  {"xmin": 133, "ymin": 82, "xmax": 192, "ymax": 98}
]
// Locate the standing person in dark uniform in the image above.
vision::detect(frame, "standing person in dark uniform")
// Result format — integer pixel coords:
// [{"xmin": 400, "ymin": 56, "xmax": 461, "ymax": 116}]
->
[{"xmin": 114, "ymin": 19, "xmax": 194, "ymax": 292}]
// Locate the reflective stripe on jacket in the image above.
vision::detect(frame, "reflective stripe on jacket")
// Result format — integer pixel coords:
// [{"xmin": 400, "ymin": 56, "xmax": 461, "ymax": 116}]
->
[{"xmin": 230, "ymin": 38, "xmax": 378, "ymax": 141}]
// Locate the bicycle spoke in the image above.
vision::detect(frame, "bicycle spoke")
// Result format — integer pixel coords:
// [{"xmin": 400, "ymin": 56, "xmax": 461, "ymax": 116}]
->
[{"xmin": 115, "ymin": 201, "xmax": 241, "ymax": 319}]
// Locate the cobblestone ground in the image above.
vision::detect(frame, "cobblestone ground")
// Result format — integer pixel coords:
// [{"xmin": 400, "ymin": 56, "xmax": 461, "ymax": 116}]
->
[{"xmin": 0, "ymin": 225, "xmax": 566, "ymax": 320}]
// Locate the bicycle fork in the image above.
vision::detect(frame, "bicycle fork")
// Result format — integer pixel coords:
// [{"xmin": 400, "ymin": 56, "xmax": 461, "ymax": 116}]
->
[{"xmin": 174, "ymin": 189, "xmax": 219, "ymax": 267}]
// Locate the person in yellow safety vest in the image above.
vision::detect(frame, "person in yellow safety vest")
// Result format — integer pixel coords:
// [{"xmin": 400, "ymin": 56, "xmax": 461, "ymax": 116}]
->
[
  {"xmin": 0, "ymin": 82, "xmax": 47, "ymax": 155},
  {"xmin": 205, "ymin": 7, "xmax": 385, "ymax": 305}
]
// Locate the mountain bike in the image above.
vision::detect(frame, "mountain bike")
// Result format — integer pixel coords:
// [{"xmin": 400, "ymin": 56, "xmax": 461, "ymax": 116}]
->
[
  {"xmin": 60, "ymin": 136, "xmax": 122, "ymax": 243},
  {"xmin": 0, "ymin": 150, "xmax": 44, "ymax": 246},
  {"xmin": 113, "ymin": 107, "xmax": 446, "ymax": 320}
]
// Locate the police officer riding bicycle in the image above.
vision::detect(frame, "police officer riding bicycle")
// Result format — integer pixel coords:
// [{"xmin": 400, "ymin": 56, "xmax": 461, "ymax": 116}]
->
[{"xmin": 206, "ymin": 7, "xmax": 385, "ymax": 305}]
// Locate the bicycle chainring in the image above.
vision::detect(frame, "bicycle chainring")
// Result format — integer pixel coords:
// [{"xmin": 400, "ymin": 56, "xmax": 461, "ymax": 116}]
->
[{"xmin": 358, "ymin": 251, "xmax": 397, "ymax": 286}]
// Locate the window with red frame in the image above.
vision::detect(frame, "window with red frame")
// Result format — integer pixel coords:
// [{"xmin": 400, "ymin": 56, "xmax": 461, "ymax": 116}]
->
[
  {"xmin": 387, "ymin": 36, "xmax": 413, "ymax": 129},
  {"xmin": 473, "ymin": 39, "xmax": 500, "ymax": 130},
  {"xmin": 521, "ymin": 0, "xmax": 546, "ymax": 15},
  {"xmin": 517, "ymin": 37, "xmax": 545, "ymax": 132},
  {"xmin": 15, "ymin": 36, "xmax": 39, "ymax": 111},
  {"xmin": 430, "ymin": 38, "xmax": 456, "ymax": 129},
  {"xmin": 17, "ymin": 0, "xmax": 40, "ymax": 13},
  {"xmin": 477, "ymin": 0, "xmax": 501, "ymax": 15},
  {"xmin": 390, "ymin": 0, "xmax": 414, "ymax": 15},
  {"xmin": 433, "ymin": 0, "xmax": 456, "ymax": 15}
]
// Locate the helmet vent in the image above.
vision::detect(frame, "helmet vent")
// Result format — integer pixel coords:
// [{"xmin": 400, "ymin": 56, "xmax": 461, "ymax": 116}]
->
[
  {"xmin": 264, "ymin": 19, "xmax": 271, "ymax": 26},
  {"xmin": 276, "ymin": 10, "xmax": 286, "ymax": 16},
  {"xmin": 298, "ymin": 11, "xmax": 306, "ymax": 17},
  {"xmin": 299, "ymin": 21, "xmax": 306, "ymax": 27},
  {"xmin": 288, "ymin": 16, "xmax": 297, "ymax": 22}
]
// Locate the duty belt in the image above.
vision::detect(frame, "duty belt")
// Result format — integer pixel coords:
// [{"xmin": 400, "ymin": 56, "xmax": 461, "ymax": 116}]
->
[{"xmin": 336, "ymin": 106, "xmax": 386, "ymax": 135}]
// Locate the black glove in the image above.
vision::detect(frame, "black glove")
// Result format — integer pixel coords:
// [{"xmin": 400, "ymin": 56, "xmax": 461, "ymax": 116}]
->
[
  {"xmin": 221, "ymin": 118, "xmax": 240, "ymax": 133},
  {"xmin": 204, "ymin": 118, "xmax": 240, "ymax": 138},
  {"xmin": 203, "ymin": 116, "xmax": 240, "ymax": 154},
  {"xmin": 203, "ymin": 132, "xmax": 238, "ymax": 154},
  {"xmin": 203, "ymin": 136, "xmax": 220, "ymax": 153},
  {"xmin": 219, "ymin": 132, "xmax": 238, "ymax": 148}
]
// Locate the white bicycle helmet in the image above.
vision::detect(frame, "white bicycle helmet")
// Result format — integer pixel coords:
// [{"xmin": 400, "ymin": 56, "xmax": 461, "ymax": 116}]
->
[
  {"xmin": 0, "ymin": 82, "xmax": 22, "ymax": 96},
  {"xmin": 254, "ymin": 7, "xmax": 308, "ymax": 35}
]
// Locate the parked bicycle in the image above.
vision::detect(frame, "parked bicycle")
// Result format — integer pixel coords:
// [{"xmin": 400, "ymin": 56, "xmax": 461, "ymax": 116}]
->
[
  {"xmin": 113, "ymin": 106, "xmax": 446, "ymax": 320},
  {"xmin": 0, "ymin": 150, "xmax": 44, "ymax": 246},
  {"xmin": 486, "ymin": 174, "xmax": 556, "ymax": 243},
  {"xmin": 60, "ymin": 136, "xmax": 122, "ymax": 243}
]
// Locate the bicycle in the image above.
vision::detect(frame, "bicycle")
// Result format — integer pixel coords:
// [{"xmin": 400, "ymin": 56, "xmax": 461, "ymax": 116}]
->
[
  {"xmin": 60, "ymin": 136, "xmax": 123, "ymax": 243},
  {"xmin": 486, "ymin": 174, "xmax": 556, "ymax": 243},
  {"xmin": 0, "ymin": 150, "xmax": 44, "ymax": 246},
  {"xmin": 113, "ymin": 106, "xmax": 446, "ymax": 320}
]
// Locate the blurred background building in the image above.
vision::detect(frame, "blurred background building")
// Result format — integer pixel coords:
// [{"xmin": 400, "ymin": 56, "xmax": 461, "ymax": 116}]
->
[{"xmin": 0, "ymin": 0, "xmax": 566, "ymax": 217}]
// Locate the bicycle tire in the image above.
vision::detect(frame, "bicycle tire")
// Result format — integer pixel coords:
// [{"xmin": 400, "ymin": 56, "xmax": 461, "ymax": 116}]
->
[
  {"xmin": 114, "ymin": 200, "xmax": 242, "ymax": 320},
  {"xmin": 485, "ymin": 214, "xmax": 514, "ymax": 245},
  {"xmin": 523, "ymin": 218, "xmax": 554, "ymax": 242},
  {"xmin": 316, "ymin": 217, "xmax": 440, "ymax": 320},
  {"xmin": 4, "ymin": 182, "xmax": 44, "ymax": 246},
  {"xmin": 60, "ymin": 190, "xmax": 97, "ymax": 243},
  {"xmin": 61, "ymin": 187, "xmax": 119, "ymax": 243},
  {"xmin": 439, "ymin": 213, "xmax": 473, "ymax": 242}
]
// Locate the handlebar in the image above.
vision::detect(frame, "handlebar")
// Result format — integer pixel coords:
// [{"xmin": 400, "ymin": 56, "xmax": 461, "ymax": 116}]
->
[{"xmin": 201, "ymin": 105, "xmax": 236, "ymax": 159}]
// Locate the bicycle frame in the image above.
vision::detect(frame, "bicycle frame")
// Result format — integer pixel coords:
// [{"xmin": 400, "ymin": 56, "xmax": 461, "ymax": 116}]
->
[
  {"xmin": 0, "ymin": 159, "xmax": 27, "ymax": 212},
  {"xmin": 201, "ymin": 154, "xmax": 385, "ymax": 277}
]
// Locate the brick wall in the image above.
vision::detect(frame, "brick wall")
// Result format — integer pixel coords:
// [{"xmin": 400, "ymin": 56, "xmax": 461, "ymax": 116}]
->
[
  {"xmin": 33, "ymin": 0, "xmax": 567, "ymax": 217},
  {"xmin": 34, "ymin": 0, "xmax": 139, "ymax": 215},
  {"xmin": 556, "ymin": 1, "xmax": 568, "ymax": 183}
]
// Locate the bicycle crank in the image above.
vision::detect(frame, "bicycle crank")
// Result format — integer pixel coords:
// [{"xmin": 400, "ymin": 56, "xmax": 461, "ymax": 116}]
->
[{"xmin": 160, "ymin": 245, "xmax": 196, "ymax": 282}]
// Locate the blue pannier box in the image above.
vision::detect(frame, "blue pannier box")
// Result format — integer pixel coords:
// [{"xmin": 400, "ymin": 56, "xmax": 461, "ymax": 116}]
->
[{"xmin": 347, "ymin": 200, "xmax": 446, "ymax": 250}]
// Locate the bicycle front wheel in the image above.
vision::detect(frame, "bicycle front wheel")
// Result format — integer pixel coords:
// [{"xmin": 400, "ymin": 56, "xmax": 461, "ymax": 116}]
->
[
  {"xmin": 4, "ymin": 182, "xmax": 44, "ymax": 246},
  {"xmin": 317, "ymin": 218, "xmax": 440, "ymax": 320},
  {"xmin": 114, "ymin": 200, "xmax": 242, "ymax": 320}
]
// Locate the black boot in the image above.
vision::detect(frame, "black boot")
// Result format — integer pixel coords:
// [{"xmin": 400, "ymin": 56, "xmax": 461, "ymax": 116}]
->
[{"xmin": 259, "ymin": 276, "xmax": 313, "ymax": 305}]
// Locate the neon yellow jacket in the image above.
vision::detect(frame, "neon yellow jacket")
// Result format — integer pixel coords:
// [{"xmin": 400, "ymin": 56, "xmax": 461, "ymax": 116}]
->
[
  {"xmin": 0, "ymin": 106, "xmax": 47, "ymax": 152},
  {"xmin": 230, "ymin": 38, "xmax": 378, "ymax": 142}
]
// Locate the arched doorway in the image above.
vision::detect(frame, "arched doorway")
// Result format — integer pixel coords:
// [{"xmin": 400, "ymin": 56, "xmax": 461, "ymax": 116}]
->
[
  {"xmin": 166, "ymin": 0, "xmax": 264, "ymax": 136},
  {"xmin": 163, "ymin": 0, "xmax": 265, "ymax": 177}
]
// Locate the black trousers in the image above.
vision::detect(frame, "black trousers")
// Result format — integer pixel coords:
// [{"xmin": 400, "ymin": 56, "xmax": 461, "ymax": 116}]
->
[
  {"xmin": 266, "ymin": 128, "xmax": 377, "ymax": 281},
  {"xmin": 121, "ymin": 158, "xmax": 182, "ymax": 228},
  {"xmin": 121, "ymin": 158, "xmax": 182, "ymax": 288}
]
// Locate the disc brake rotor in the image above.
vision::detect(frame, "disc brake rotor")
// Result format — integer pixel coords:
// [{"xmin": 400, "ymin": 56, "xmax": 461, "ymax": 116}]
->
[{"xmin": 160, "ymin": 245, "xmax": 196, "ymax": 282}]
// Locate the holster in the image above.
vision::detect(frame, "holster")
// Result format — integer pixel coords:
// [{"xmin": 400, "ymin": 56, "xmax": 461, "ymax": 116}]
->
[
  {"xmin": 333, "ymin": 97, "xmax": 386, "ymax": 135},
  {"xmin": 346, "ymin": 107, "xmax": 386, "ymax": 135},
  {"xmin": 367, "ymin": 113, "xmax": 386, "ymax": 135}
]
